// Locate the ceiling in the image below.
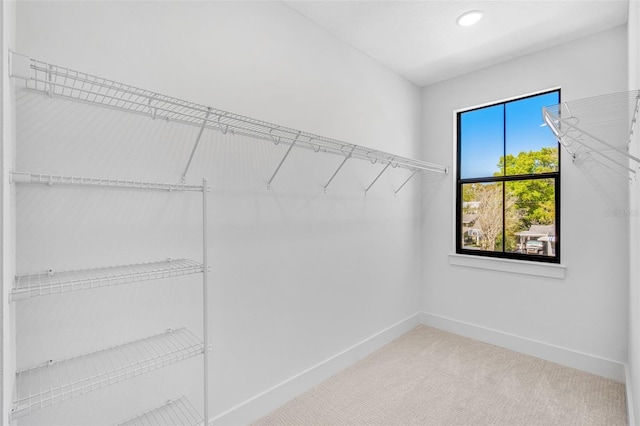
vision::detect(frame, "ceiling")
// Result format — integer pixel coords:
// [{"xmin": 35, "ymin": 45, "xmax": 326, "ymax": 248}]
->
[{"xmin": 284, "ymin": 0, "xmax": 629, "ymax": 87}]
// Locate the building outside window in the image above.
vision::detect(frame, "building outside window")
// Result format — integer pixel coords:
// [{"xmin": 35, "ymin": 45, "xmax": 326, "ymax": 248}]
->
[{"xmin": 456, "ymin": 90, "xmax": 560, "ymax": 263}]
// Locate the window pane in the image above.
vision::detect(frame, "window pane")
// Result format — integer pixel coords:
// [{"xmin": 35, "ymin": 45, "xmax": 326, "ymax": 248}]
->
[
  {"xmin": 461, "ymin": 182, "xmax": 503, "ymax": 252},
  {"xmin": 505, "ymin": 179, "xmax": 556, "ymax": 256},
  {"xmin": 460, "ymin": 104, "xmax": 504, "ymax": 179},
  {"xmin": 505, "ymin": 92, "xmax": 560, "ymax": 176}
]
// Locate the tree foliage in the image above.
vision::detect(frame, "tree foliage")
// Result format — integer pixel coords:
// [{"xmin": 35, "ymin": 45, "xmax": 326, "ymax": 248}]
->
[
  {"xmin": 462, "ymin": 147, "xmax": 557, "ymax": 251},
  {"xmin": 497, "ymin": 147, "xmax": 557, "ymax": 228},
  {"xmin": 498, "ymin": 147, "xmax": 558, "ymax": 175}
]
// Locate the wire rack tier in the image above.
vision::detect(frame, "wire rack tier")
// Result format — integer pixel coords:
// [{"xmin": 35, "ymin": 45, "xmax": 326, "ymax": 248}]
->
[
  {"xmin": 542, "ymin": 90, "xmax": 640, "ymax": 180},
  {"xmin": 116, "ymin": 396, "xmax": 204, "ymax": 426},
  {"xmin": 11, "ymin": 259, "xmax": 204, "ymax": 301},
  {"xmin": 10, "ymin": 171, "xmax": 206, "ymax": 192},
  {"xmin": 12, "ymin": 328, "xmax": 204, "ymax": 420},
  {"xmin": 9, "ymin": 52, "xmax": 448, "ymax": 188}
]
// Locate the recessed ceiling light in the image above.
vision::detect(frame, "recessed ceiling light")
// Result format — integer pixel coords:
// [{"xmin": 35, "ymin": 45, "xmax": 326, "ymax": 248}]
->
[{"xmin": 457, "ymin": 10, "xmax": 483, "ymax": 27}]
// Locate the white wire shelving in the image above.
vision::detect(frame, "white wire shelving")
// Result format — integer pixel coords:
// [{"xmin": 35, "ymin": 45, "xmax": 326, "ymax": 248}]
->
[
  {"xmin": 10, "ymin": 171, "xmax": 206, "ymax": 192},
  {"xmin": 9, "ymin": 52, "xmax": 447, "ymax": 192},
  {"xmin": 11, "ymin": 259, "xmax": 204, "ymax": 301},
  {"xmin": 9, "ymin": 51, "xmax": 215, "ymax": 422},
  {"xmin": 8, "ymin": 173, "xmax": 212, "ymax": 422},
  {"xmin": 542, "ymin": 90, "xmax": 640, "ymax": 181},
  {"xmin": 116, "ymin": 396, "xmax": 203, "ymax": 426},
  {"xmin": 11, "ymin": 328, "xmax": 204, "ymax": 420}
]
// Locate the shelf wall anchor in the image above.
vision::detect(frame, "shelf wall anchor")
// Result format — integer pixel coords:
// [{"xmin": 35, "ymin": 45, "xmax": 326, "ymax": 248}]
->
[{"xmin": 8, "ymin": 51, "xmax": 32, "ymax": 80}]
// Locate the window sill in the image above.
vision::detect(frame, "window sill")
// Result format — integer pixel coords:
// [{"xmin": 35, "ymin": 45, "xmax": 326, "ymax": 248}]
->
[{"xmin": 448, "ymin": 254, "xmax": 566, "ymax": 279}]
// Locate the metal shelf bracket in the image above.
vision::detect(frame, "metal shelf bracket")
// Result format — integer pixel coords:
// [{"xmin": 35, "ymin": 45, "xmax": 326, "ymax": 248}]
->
[
  {"xmin": 394, "ymin": 170, "xmax": 418, "ymax": 196},
  {"xmin": 323, "ymin": 146, "xmax": 355, "ymax": 193},
  {"xmin": 267, "ymin": 131, "xmax": 301, "ymax": 190},
  {"xmin": 365, "ymin": 160, "xmax": 393, "ymax": 195},
  {"xmin": 182, "ymin": 108, "xmax": 212, "ymax": 182}
]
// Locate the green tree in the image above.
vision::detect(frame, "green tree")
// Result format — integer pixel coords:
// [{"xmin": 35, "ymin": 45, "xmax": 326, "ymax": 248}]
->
[
  {"xmin": 462, "ymin": 183, "xmax": 480, "ymax": 204},
  {"xmin": 497, "ymin": 147, "xmax": 557, "ymax": 228},
  {"xmin": 499, "ymin": 147, "xmax": 558, "ymax": 175},
  {"xmin": 462, "ymin": 148, "xmax": 557, "ymax": 252}
]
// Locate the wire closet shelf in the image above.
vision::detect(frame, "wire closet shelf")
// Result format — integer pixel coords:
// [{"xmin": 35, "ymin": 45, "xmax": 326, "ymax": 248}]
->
[
  {"xmin": 12, "ymin": 328, "xmax": 204, "ymax": 420},
  {"xmin": 8, "ymin": 171, "xmax": 212, "ymax": 422},
  {"xmin": 116, "ymin": 396, "xmax": 204, "ymax": 426},
  {"xmin": 542, "ymin": 90, "xmax": 640, "ymax": 181},
  {"xmin": 11, "ymin": 258, "xmax": 204, "ymax": 301},
  {"xmin": 9, "ymin": 52, "xmax": 447, "ymax": 192}
]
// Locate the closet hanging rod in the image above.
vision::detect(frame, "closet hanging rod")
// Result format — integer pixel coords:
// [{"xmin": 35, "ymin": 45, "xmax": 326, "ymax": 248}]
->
[
  {"xmin": 10, "ymin": 171, "xmax": 207, "ymax": 192},
  {"xmin": 9, "ymin": 52, "xmax": 448, "ymax": 179}
]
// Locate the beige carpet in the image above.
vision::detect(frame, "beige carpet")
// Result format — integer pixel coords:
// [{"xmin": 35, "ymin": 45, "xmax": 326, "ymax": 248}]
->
[{"xmin": 253, "ymin": 325, "xmax": 627, "ymax": 426}]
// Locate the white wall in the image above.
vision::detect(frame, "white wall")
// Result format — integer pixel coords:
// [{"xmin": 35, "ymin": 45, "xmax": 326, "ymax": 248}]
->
[
  {"xmin": 14, "ymin": 1, "xmax": 423, "ymax": 425},
  {"xmin": 2, "ymin": 1, "xmax": 17, "ymax": 425},
  {"xmin": 628, "ymin": 1, "xmax": 640, "ymax": 423},
  {"xmin": 421, "ymin": 26, "xmax": 629, "ymax": 381}
]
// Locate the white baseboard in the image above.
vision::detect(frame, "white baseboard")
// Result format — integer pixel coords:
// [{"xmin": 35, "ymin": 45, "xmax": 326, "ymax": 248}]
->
[
  {"xmin": 210, "ymin": 312, "xmax": 422, "ymax": 426},
  {"xmin": 626, "ymin": 364, "xmax": 636, "ymax": 426},
  {"xmin": 210, "ymin": 311, "xmax": 627, "ymax": 425},
  {"xmin": 420, "ymin": 311, "xmax": 626, "ymax": 382}
]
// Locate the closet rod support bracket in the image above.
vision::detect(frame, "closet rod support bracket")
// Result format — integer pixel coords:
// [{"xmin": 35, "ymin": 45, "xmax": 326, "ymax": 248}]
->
[
  {"xmin": 394, "ymin": 170, "xmax": 418, "ymax": 195},
  {"xmin": 323, "ymin": 148, "xmax": 354, "ymax": 193},
  {"xmin": 267, "ymin": 132, "xmax": 301, "ymax": 190},
  {"xmin": 181, "ymin": 108, "xmax": 212, "ymax": 182},
  {"xmin": 365, "ymin": 160, "xmax": 393, "ymax": 195}
]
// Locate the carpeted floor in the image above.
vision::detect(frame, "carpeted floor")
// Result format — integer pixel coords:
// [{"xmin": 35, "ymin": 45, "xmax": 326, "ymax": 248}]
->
[{"xmin": 253, "ymin": 325, "xmax": 627, "ymax": 426}]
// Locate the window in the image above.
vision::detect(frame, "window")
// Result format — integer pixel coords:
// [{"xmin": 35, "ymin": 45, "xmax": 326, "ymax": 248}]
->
[{"xmin": 456, "ymin": 90, "xmax": 560, "ymax": 263}]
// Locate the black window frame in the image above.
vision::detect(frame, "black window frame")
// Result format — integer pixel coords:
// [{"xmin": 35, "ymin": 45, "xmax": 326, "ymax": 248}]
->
[{"xmin": 456, "ymin": 90, "xmax": 561, "ymax": 264}]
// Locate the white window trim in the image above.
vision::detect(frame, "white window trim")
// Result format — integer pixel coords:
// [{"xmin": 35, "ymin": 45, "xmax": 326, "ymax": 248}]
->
[
  {"xmin": 451, "ymin": 87, "xmax": 566, "ymax": 279},
  {"xmin": 448, "ymin": 253, "xmax": 566, "ymax": 279}
]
